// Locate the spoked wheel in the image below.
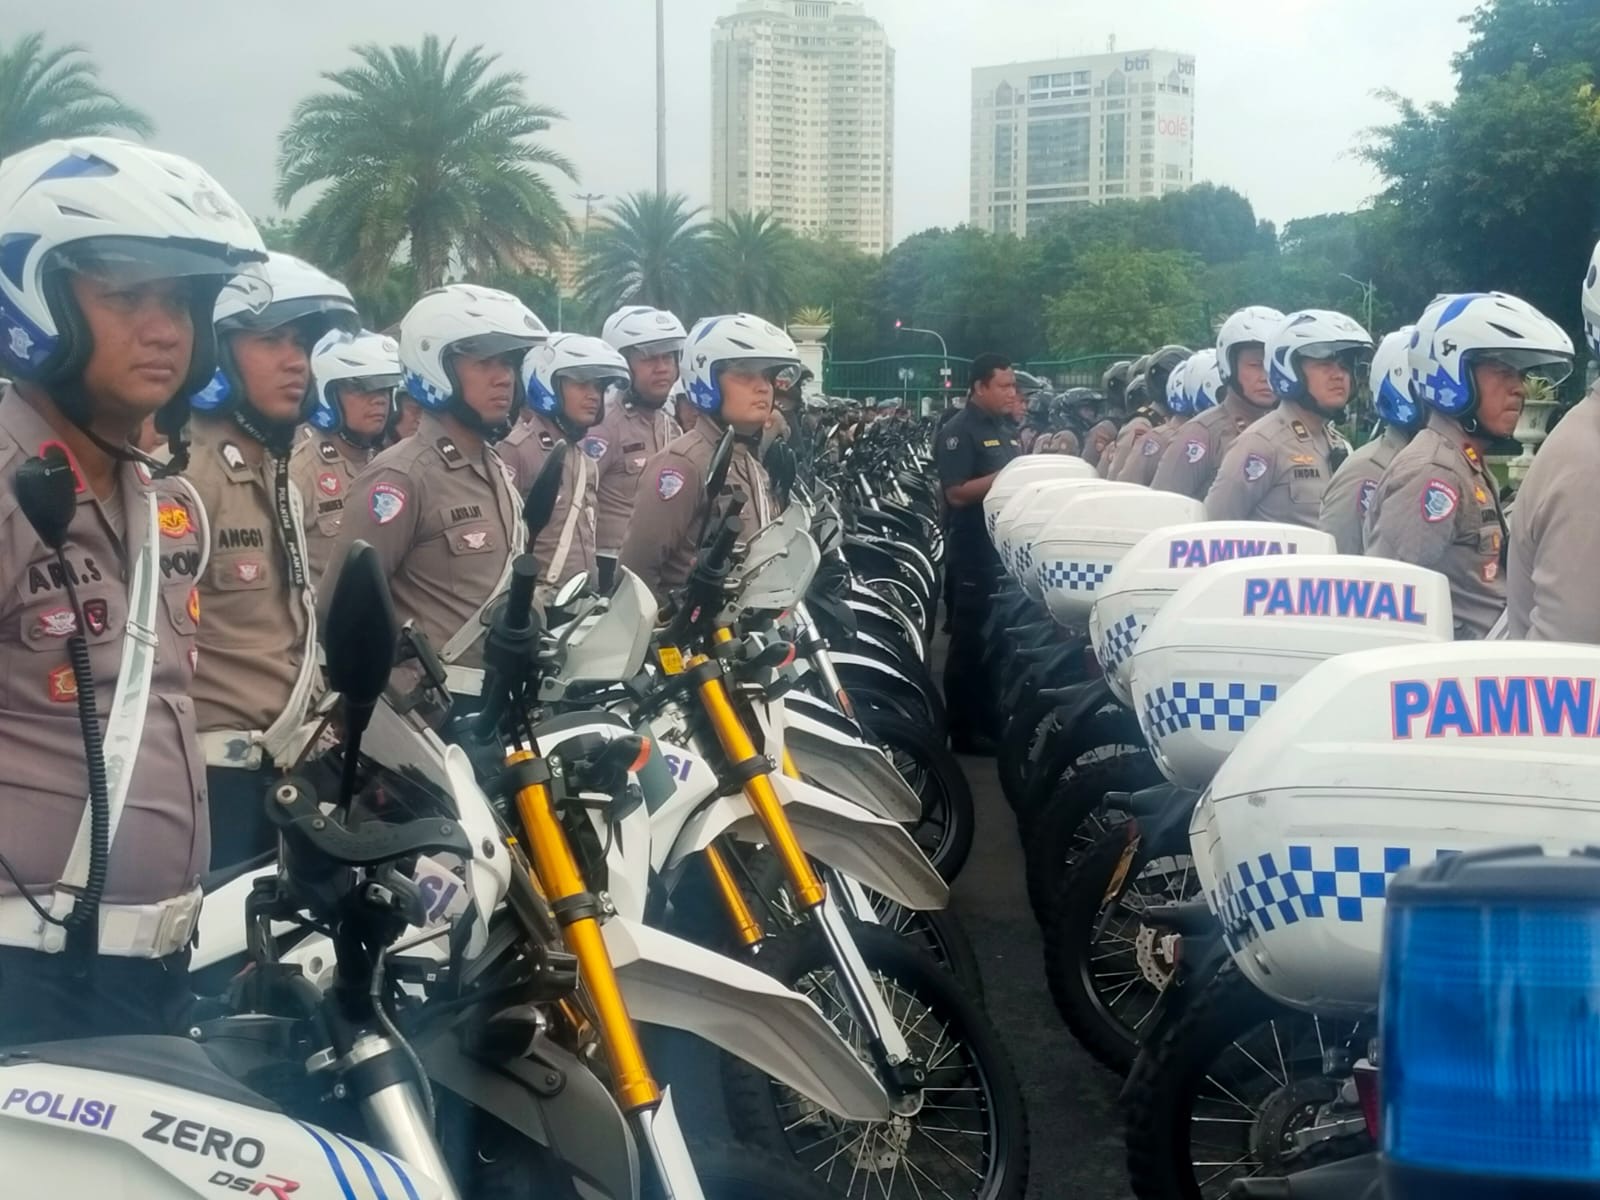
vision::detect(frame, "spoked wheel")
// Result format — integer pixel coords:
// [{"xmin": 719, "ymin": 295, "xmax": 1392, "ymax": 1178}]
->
[
  {"xmin": 1043, "ymin": 825, "xmax": 1201, "ymax": 1073},
  {"xmin": 861, "ymin": 892, "xmax": 985, "ymax": 1004},
  {"xmin": 724, "ymin": 923, "xmax": 1028, "ymax": 1200},
  {"xmin": 864, "ymin": 576, "xmax": 932, "ymax": 642},
  {"xmin": 1124, "ymin": 961, "xmax": 1373, "ymax": 1200},
  {"xmin": 658, "ymin": 1140, "xmax": 843, "ymax": 1200},
  {"xmin": 859, "ymin": 710, "xmax": 975, "ymax": 882}
]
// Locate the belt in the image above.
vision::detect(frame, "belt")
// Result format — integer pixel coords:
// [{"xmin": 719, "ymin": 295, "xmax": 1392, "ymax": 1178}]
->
[{"xmin": 0, "ymin": 887, "xmax": 202, "ymax": 958}]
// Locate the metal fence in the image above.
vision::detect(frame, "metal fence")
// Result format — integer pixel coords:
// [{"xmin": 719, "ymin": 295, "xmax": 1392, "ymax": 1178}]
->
[{"xmin": 823, "ymin": 352, "xmax": 1139, "ymax": 403}]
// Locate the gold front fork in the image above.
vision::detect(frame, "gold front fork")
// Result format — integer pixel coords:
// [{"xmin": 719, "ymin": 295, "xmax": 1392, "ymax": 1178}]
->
[
  {"xmin": 506, "ymin": 750, "xmax": 661, "ymax": 1113},
  {"xmin": 702, "ymin": 842, "xmax": 765, "ymax": 947}
]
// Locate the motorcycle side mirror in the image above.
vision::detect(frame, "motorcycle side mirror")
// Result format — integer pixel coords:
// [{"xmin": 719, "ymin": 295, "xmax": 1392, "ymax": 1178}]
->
[
  {"xmin": 523, "ymin": 442, "xmax": 569, "ymax": 542},
  {"xmin": 552, "ymin": 572, "xmax": 587, "ymax": 609},
  {"xmin": 706, "ymin": 427, "xmax": 736, "ymax": 500},
  {"xmin": 322, "ymin": 541, "xmax": 398, "ymax": 801}
]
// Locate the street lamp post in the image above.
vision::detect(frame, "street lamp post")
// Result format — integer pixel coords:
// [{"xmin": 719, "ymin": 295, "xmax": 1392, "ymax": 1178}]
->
[
  {"xmin": 1339, "ymin": 273, "xmax": 1377, "ymax": 333},
  {"xmin": 894, "ymin": 319, "xmax": 952, "ymax": 392},
  {"xmin": 563, "ymin": 192, "xmax": 606, "ymax": 329}
]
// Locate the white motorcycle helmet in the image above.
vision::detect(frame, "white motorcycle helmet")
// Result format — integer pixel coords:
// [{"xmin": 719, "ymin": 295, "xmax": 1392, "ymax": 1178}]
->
[
  {"xmin": 399, "ymin": 284, "xmax": 548, "ymax": 437},
  {"xmin": 1183, "ymin": 348, "xmax": 1223, "ymax": 413},
  {"xmin": 1370, "ymin": 327, "xmax": 1421, "ymax": 432},
  {"xmin": 1265, "ymin": 309, "xmax": 1373, "ymax": 414},
  {"xmin": 1216, "ymin": 305, "xmax": 1285, "ymax": 405},
  {"xmin": 1164, "ymin": 359, "xmax": 1192, "ymax": 416},
  {"xmin": 0, "ymin": 136, "xmax": 268, "ymax": 457},
  {"xmin": 1583, "ymin": 239, "xmax": 1600, "ymax": 360},
  {"xmin": 192, "ymin": 251, "xmax": 359, "ymax": 445},
  {"xmin": 1409, "ymin": 292, "xmax": 1572, "ymax": 433},
  {"xmin": 602, "ymin": 305, "xmax": 687, "ymax": 358},
  {"xmin": 684, "ymin": 313, "xmax": 802, "ymax": 418},
  {"xmin": 524, "ymin": 332, "xmax": 630, "ymax": 434},
  {"xmin": 307, "ymin": 329, "xmax": 402, "ymax": 446}
]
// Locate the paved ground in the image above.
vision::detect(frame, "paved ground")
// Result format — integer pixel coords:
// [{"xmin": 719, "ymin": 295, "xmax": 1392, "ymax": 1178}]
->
[{"xmin": 951, "ymin": 747, "xmax": 1132, "ymax": 1200}]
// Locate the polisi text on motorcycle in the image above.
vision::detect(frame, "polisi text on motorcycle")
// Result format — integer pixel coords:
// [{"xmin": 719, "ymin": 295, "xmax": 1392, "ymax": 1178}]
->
[{"xmin": 2, "ymin": 1087, "xmax": 116, "ymax": 1129}]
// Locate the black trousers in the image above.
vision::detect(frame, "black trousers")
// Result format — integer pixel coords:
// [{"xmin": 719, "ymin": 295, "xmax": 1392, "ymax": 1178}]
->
[
  {"xmin": 942, "ymin": 544, "xmax": 1003, "ymax": 744},
  {"xmin": 596, "ymin": 553, "xmax": 618, "ymax": 595},
  {"xmin": 206, "ymin": 764, "xmax": 281, "ymax": 872},
  {"xmin": 0, "ymin": 944, "xmax": 193, "ymax": 1047}
]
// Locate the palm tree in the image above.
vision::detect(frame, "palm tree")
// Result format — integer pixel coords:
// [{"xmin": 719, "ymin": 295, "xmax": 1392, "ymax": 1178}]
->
[
  {"xmin": 0, "ymin": 33, "xmax": 152, "ymax": 162},
  {"xmin": 277, "ymin": 35, "xmax": 575, "ymax": 293},
  {"xmin": 706, "ymin": 209, "xmax": 800, "ymax": 322},
  {"xmin": 579, "ymin": 191, "xmax": 708, "ymax": 319}
]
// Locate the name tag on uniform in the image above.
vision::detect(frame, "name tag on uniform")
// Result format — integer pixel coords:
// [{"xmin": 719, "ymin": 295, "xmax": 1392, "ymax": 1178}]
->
[{"xmin": 982, "ymin": 439, "xmax": 1001, "ymax": 447}]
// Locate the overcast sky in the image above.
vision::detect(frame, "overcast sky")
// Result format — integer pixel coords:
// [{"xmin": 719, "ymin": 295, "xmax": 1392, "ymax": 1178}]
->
[{"xmin": 27, "ymin": 0, "xmax": 1477, "ymax": 240}]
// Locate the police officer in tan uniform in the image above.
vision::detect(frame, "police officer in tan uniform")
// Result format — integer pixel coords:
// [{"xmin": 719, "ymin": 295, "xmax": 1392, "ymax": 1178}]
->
[
  {"xmin": 500, "ymin": 333, "xmax": 629, "ymax": 596},
  {"xmin": 184, "ymin": 252, "xmax": 358, "ymax": 868},
  {"xmin": 620, "ymin": 313, "xmax": 800, "ymax": 604},
  {"xmin": 1368, "ymin": 291, "xmax": 1573, "ymax": 639},
  {"xmin": 1110, "ymin": 346, "xmax": 1189, "ymax": 482},
  {"xmin": 0, "ymin": 138, "xmax": 265, "ymax": 1041},
  {"xmin": 1318, "ymin": 327, "xmax": 1421, "ymax": 555},
  {"xmin": 1206, "ymin": 309, "xmax": 1369, "ymax": 527},
  {"xmin": 1507, "ymin": 247, "xmax": 1600, "ymax": 642},
  {"xmin": 1121, "ymin": 355, "xmax": 1194, "ymax": 485},
  {"xmin": 1153, "ymin": 306, "xmax": 1282, "ymax": 499},
  {"xmin": 289, "ymin": 328, "xmax": 401, "ymax": 579},
  {"xmin": 320, "ymin": 285, "xmax": 547, "ymax": 686},
  {"xmin": 583, "ymin": 306, "xmax": 688, "ymax": 591}
]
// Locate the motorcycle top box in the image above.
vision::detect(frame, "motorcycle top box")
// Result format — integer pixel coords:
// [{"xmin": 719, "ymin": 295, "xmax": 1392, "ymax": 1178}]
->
[
  {"xmin": 1128, "ymin": 554, "xmax": 1452, "ymax": 790},
  {"xmin": 983, "ymin": 454, "xmax": 1097, "ymax": 541},
  {"xmin": 995, "ymin": 478, "xmax": 1125, "ymax": 584},
  {"xmin": 1033, "ymin": 488, "xmax": 1203, "ymax": 627},
  {"xmin": 1192, "ymin": 642, "xmax": 1600, "ymax": 1016},
  {"xmin": 1089, "ymin": 520, "xmax": 1333, "ymax": 704}
]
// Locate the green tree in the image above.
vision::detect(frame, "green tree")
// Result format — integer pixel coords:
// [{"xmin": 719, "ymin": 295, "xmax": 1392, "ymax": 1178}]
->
[
  {"xmin": 1454, "ymin": 0, "xmax": 1600, "ymax": 84},
  {"xmin": 252, "ymin": 216, "xmax": 301, "ymax": 254},
  {"xmin": 706, "ymin": 210, "xmax": 800, "ymax": 322},
  {"xmin": 0, "ymin": 32, "xmax": 152, "ymax": 161},
  {"xmin": 277, "ymin": 35, "xmax": 575, "ymax": 294},
  {"xmin": 578, "ymin": 191, "xmax": 708, "ymax": 318},
  {"xmin": 1045, "ymin": 246, "xmax": 1208, "ymax": 357}
]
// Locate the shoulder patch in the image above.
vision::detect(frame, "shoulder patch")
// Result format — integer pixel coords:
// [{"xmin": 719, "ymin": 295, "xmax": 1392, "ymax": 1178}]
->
[
  {"xmin": 656, "ymin": 467, "xmax": 687, "ymax": 501},
  {"xmin": 1421, "ymin": 478, "xmax": 1459, "ymax": 523},
  {"xmin": 436, "ymin": 437, "xmax": 464, "ymax": 466},
  {"xmin": 369, "ymin": 482, "xmax": 407, "ymax": 525},
  {"xmin": 1183, "ymin": 438, "xmax": 1206, "ymax": 464},
  {"xmin": 1357, "ymin": 478, "xmax": 1378, "ymax": 516},
  {"xmin": 1141, "ymin": 437, "xmax": 1161, "ymax": 457},
  {"xmin": 945, "ymin": 435, "xmax": 959, "ymax": 450},
  {"xmin": 317, "ymin": 441, "xmax": 341, "ymax": 463},
  {"xmin": 220, "ymin": 441, "xmax": 247, "ymax": 472},
  {"xmin": 581, "ymin": 436, "xmax": 608, "ymax": 459},
  {"xmin": 157, "ymin": 501, "xmax": 191, "ymax": 538},
  {"xmin": 538, "ymin": 430, "xmax": 555, "ymax": 450},
  {"xmin": 1463, "ymin": 444, "xmax": 1482, "ymax": 467},
  {"xmin": 317, "ymin": 471, "xmax": 341, "ymax": 496},
  {"xmin": 1290, "ymin": 419, "xmax": 1311, "ymax": 441},
  {"xmin": 1244, "ymin": 452, "xmax": 1268, "ymax": 483}
]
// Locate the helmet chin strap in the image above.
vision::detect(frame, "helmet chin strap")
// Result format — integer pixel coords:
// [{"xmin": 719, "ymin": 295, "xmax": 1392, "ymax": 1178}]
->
[
  {"xmin": 627, "ymin": 385, "xmax": 669, "ymax": 410},
  {"xmin": 50, "ymin": 378, "xmax": 188, "ymax": 478},
  {"xmin": 447, "ymin": 394, "xmax": 516, "ymax": 444},
  {"xmin": 230, "ymin": 401, "xmax": 299, "ymax": 457}
]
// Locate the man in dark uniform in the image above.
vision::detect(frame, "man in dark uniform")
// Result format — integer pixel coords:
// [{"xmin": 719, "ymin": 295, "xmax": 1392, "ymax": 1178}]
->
[{"xmin": 935, "ymin": 352, "xmax": 1020, "ymax": 755}]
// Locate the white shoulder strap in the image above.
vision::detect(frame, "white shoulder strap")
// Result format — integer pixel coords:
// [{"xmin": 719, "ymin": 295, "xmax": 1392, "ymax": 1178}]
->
[
  {"xmin": 261, "ymin": 481, "xmax": 321, "ymax": 763},
  {"xmin": 55, "ymin": 491, "xmax": 163, "ymax": 898},
  {"xmin": 439, "ymin": 454, "xmax": 528, "ymax": 664}
]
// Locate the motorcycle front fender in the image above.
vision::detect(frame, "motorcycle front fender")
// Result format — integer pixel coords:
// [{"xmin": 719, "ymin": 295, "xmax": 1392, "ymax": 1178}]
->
[
  {"xmin": 604, "ymin": 917, "xmax": 890, "ymax": 1123},
  {"xmin": 417, "ymin": 1021, "xmax": 640, "ymax": 1200},
  {"xmin": 666, "ymin": 775, "xmax": 948, "ymax": 911},
  {"xmin": 784, "ymin": 705, "xmax": 922, "ymax": 824}
]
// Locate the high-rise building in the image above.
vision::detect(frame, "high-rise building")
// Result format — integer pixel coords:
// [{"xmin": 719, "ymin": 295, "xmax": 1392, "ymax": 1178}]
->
[
  {"xmin": 970, "ymin": 49, "xmax": 1196, "ymax": 236},
  {"xmin": 712, "ymin": 0, "xmax": 895, "ymax": 255}
]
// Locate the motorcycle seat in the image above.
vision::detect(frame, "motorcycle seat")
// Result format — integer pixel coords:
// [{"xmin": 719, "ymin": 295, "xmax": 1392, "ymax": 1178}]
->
[
  {"xmin": 1125, "ymin": 783, "xmax": 1195, "ymax": 818},
  {"xmin": 0, "ymin": 1034, "xmax": 281, "ymax": 1112}
]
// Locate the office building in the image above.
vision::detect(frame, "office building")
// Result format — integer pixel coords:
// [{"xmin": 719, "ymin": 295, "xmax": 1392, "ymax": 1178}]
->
[
  {"xmin": 712, "ymin": 0, "xmax": 895, "ymax": 254},
  {"xmin": 971, "ymin": 48, "xmax": 1196, "ymax": 236}
]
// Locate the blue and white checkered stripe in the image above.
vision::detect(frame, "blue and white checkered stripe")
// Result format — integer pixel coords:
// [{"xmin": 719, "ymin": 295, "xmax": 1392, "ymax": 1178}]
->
[
  {"xmin": 404, "ymin": 367, "xmax": 448, "ymax": 408},
  {"xmin": 1039, "ymin": 560, "xmax": 1116, "ymax": 593},
  {"xmin": 1098, "ymin": 612, "xmax": 1141, "ymax": 672},
  {"xmin": 1015, "ymin": 542, "xmax": 1037, "ymax": 579},
  {"xmin": 1213, "ymin": 844, "xmax": 1459, "ymax": 952},
  {"xmin": 1141, "ymin": 680, "xmax": 1278, "ymax": 739}
]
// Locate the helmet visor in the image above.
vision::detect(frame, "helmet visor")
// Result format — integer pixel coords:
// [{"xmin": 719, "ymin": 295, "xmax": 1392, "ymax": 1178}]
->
[
  {"xmin": 1477, "ymin": 348, "xmax": 1573, "ymax": 387},
  {"xmin": 1297, "ymin": 338, "xmax": 1371, "ymax": 363},
  {"xmin": 557, "ymin": 364, "xmax": 631, "ymax": 387},
  {"xmin": 345, "ymin": 373, "xmax": 402, "ymax": 394},
  {"xmin": 449, "ymin": 331, "xmax": 543, "ymax": 361},
  {"xmin": 627, "ymin": 337, "xmax": 685, "ymax": 359},
  {"xmin": 51, "ymin": 236, "xmax": 271, "ymax": 312},
  {"xmin": 223, "ymin": 294, "xmax": 357, "ymax": 335},
  {"xmin": 721, "ymin": 357, "xmax": 803, "ymax": 389}
]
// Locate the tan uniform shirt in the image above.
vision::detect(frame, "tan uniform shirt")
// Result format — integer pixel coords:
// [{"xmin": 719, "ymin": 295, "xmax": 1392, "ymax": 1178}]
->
[
  {"xmin": 1204, "ymin": 406, "xmax": 1342, "ymax": 528},
  {"xmin": 1151, "ymin": 395, "xmax": 1263, "ymax": 500},
  {"xmin": 618, "ymin": 419, "xmax": 774, "ymax": 603},
  {"xmin": 1507, "ymin": 392, "xmax": 1600, "ymax": 642},
  {"xmin": 185, "ymin": 417, "xmax": 311, "ymax": 734},
  {"xmin": 1318, "ymin": 426, "xmax": 1408, "ymax": 556},
  {"xmin": 289, "ymin": 432, "xmax": 373, "ymax": 582},
  {"xmin": 582, "ymin": 390, "xmax": 677, "ymax": 556},
  {"xmin": 1083, "ymin": 419, "xmax": 1118, "ymax": 472},
  {"xmin": 499, "ymin": 410, "xmax": 599, "ymax": 590},
  {"xmin": 1365, "ymin": 417, "xmax": 1504, "ymax": 639},
  {"xmin": 0, "ymin": 387, "xmax": 207, "ymax": 904},
  {"xmin": 1119, "ymin": 421, "xmax": 1180, "ymax": 486},
  {"xmin": 1104, "ymin": 415, "xmax": 1153, "ymax": 479},
  {"xmin": 319, "ymin": 414, "xmax": 520, "ymax": 664}
]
